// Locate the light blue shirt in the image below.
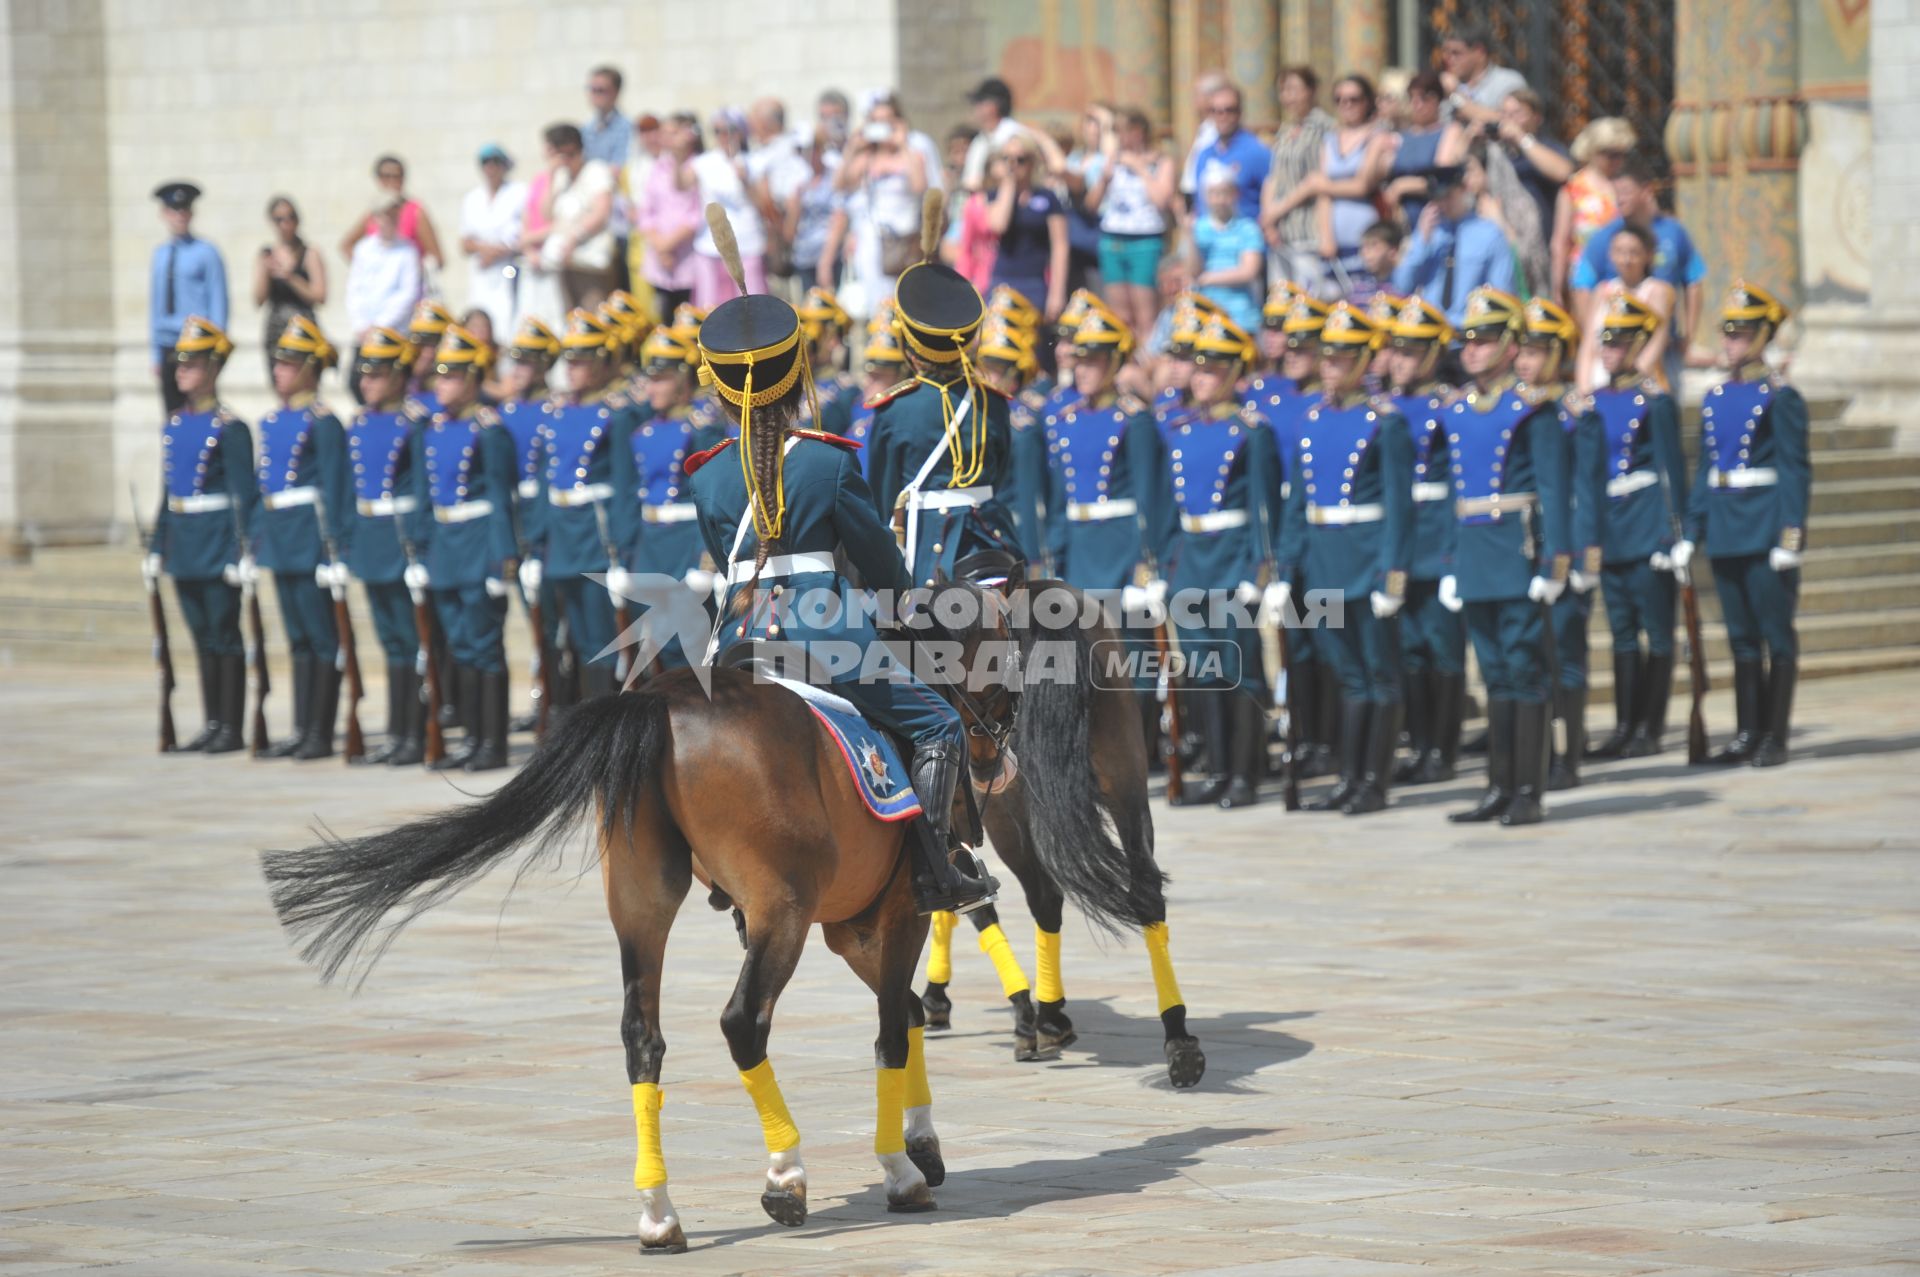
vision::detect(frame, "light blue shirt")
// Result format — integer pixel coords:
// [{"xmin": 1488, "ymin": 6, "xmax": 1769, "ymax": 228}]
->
[
  {"xmin": 1391, "ymin": 214, "xmax": 1516, "ymax": 329},
  {"xmin": 1193, "ymin": 214, "xmax": 1265, "ymax": 332},
  {"xmin": 149, "ymin": 236, "xmax": 228, "ymax": 362},
  {"xmin": 581, "ymin": 109, "xmax": 631, "ymax": 169}
]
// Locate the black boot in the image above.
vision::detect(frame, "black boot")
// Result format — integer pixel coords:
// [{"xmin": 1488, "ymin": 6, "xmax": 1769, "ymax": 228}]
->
[
  {"xmin": 204, "ymin": 653, "xmax": 247, "ymax": 755},
  {"xmin": 430, "ymin": 666, "xmax": 481, "ymax": 771},
  {"xmin": 1628, "ymin": 652, "xmax": 1673, "ymax": 756},
  {"xmin": 386, "ymin": 665, "xmax": 425, "ymax": 767},
  {"xmin": 1450, "ymin": 697, "xmax": 1512, "ymax": 822},
  {"xmin": 1548, "ymin": 686, "xmax": 1584, "ymax": 791},
  {"xmin": 1501, "ymin": 699, "xmax": 1550, "ymax": 826},
  {"xmin": 1750, "ymin": 656, "xmax": 1796, "ymax": 767},
  {"xmin": 1343, "ymin": 701, "xmax": 1401, "ymax": 815},
  {"xmin": 1394, "ymin": 671, "xmax": 1431, "ymax": 783},
  {"xmin": 358, "ymin": 663, "xmax": 406, "ymax": 765},
  {"xmin": 1589, "ymin": 650, "xmax": 1639, "ymax": 759},
  {"xmin": 293, "ymin": 661, "xmax": 342, "ymax": 760},
  {"xmin": 1173, "ymin": 694, "xmax": 1229, "ymax": 806},
  {"xmin": 1307, "ymin": 700, "xmax": 1368, "ymax": 811},
  {"xmin": 260, "ymin": 653, "xmax": 312, "ymax": 758},
  {"xmin": 1709, "ymin": 659, "xmax": 1765, "ymax": 764},
  {"xmin": 463, "ymin": 671, "xmax": 511, "ymax": 771},
  {"xmin": 1219, "ymin": 694, "xmax": 1262, "ymax": 808},
  {"xmin": 906, "ymin": 740, "xmax": 999, "ymax": 916},
  {"xmin": 177, "ymin": 650, "xmax": 220, "ymax": 752},
  {"xmin": 1289, "ymin": 660, "xmax": 1331, "ymax": 777},
  {"xmin": 1421, "ymin": 671, "xmax": 1464, "ymax": 782}
]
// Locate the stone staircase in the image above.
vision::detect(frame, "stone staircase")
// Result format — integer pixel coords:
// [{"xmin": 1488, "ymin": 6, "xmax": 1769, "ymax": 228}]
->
[{"xmin": 1, "ymin": 398, "xmax": 1915, "ymax": 699}]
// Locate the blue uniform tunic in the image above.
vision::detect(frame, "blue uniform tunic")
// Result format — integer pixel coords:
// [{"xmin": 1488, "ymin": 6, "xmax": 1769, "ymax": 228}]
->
[
  {"xmin": 155, "ymin": 404, "xmax": 256, "ymax": 657},
  {"xmin": 1396, "ymin": 386, "xmax": 1466, "ymax": 677},
  {"xmin": 252, "ymin": 400, "xmax": 351, "ymax": 665},
  {"xmin": 1280, "ymin": 394, "xmax": 1416, "ymax": 702},
  {"xmin": 866, "ymin": 375, "xmax": 1022, "ymax": 586},
  {"xmin": 412, "ymin": 404, "xmax": 518, "ymax": 673},
  {"xmin": 1042, "ymin": 393, "xmax": 1170, "ymax": 591},
  {"xmin": 807, "ymin": 371, "xmax": 858, "ymax": 435},
  {"xmin": 613, "ymin": 400, "xmax": 728, "ymax": 670},
  {"xmin": 1259, "ymin": 380, "xmax": 1321, "ymax": 665},
  {"xmin": 1685, "ymin": 373, "xmax": 1811, "ymax": 661},
  {"xmin": 1550, "ymin": 390, "xmax": 1606, "ymax": 694},
  {"xmin": 1442, "ymin": 381, "xmax": 1571, "ymax": 702},
  {"xmin": 1002, "ymin": 384, "xmax": 1054, "ymax": 568},
  {"xmin": 1165, "ymin": 403, "xmax": 1281, "ymax": 693},
  {"xmin": 1594, "ymin": 379, "xmax": 1688, "ymax": 659},
  {"xmin": 536, "ymin": 390, "xmax": 645, "ymax": 669},
  {"xmin": 344, "ymin": 402, "xmax": 426, "ymax": 665},
  {"xmin": 691, "ymin": 432, "xmax": 963, "ymax": 755}
]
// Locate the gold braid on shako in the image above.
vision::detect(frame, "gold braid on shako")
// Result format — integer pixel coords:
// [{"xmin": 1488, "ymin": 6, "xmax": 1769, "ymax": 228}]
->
[
  {"xmin": 891, "ymin": 188, "xmax": 990, "ymax": 487},
  {"xmin": 695, "ymin": 203, "xmax": 818, "ymax": 544}
]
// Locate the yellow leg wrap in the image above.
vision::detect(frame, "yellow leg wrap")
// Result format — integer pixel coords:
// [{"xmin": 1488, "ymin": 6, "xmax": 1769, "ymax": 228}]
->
[
  {"xmin": 926, "ymin": 910, "xmax": 956, "ymax": 984},
  {"xmin": 874, "ymin": 1066, "xmax": 907, "ymax": 1155},
  {"xmin": 632, "ymin": 1082, "xmax": 667, "ymax": 1189},
  {"xmin": 977, "ymin": 923, "xmax": 1032, "ymax": 998},
  {"xmin": 738, "ymin": 1058, "xmax": 801, "ymax": 1154},
  {"xmin": 904, "ymin": 1025, "xmax": 932, "ymax": 1110},
  {"xmin": 1035, "ymin": 927, "xmax": 1065, "ymax": 1003},
  {"xmin": 1144, "ymin": 921, "xmax": 1185, "ymax": 1015}
]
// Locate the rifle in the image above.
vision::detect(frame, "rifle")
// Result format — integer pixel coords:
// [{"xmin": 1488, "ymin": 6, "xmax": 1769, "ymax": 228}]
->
[
  {"xmin": 589, "ymin": 494, "xmax": 635, "ymax": 683},
  {"xmin": 312, "ymin": 489, "xmax": 364, "ymax": 762},
  {"xmin": 1149, "ymin": 608, "xmax": 1184, "ymax": 805},
  {"xmin": 1274, "ymin": 605, "xmax": 1302, "ymax": 811},
  {"xmin": 130, "ymin": 484, "xmax": 177, "ymax": 753},
  {"xmin": 395, "ymin": 513, "xmax": 446, "ymax": 765},
  {"xmin": 232, "ymin": 511, "xmax": 271, "ymax": 757}
]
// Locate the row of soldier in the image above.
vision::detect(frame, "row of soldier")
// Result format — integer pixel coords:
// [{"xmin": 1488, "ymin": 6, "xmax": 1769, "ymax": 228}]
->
[{"xmin": 142, "ymin": 269, "xmax": 1808, "ymax": 826}]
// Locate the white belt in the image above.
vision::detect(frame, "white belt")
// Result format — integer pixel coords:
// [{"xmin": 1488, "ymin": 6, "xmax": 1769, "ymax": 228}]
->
[
  {"xmin": 643, "ymin": 502, "xmax": 699, "ymax": 523},
  {"xmin": 357, "ymin": 495, "xmax": 418, "ymax": 517},
  {"xmin": 1607, "ymin": 470, "xmax": 1660, "ymax": 498},
  {"xmin": 548, "ymin": 482, "xmax": 615, "ymax": 507},
  {"xmin": 1307, "ymin": 503, "xmax": 1384, "ymax": 526},
  {"xmin": 1411, "ymin": 481, "xmax": 1450, "ymax": 503},
  {"xmin": 517, "ymin": 478, "xmax": 541, "ymax": 500},
  {"xmin": 1456, "ymin": 491, "xmax": 1538, "ymax": 518},
  {"xmin": 434, "ymin": 499, "xmax": 495, "ymax": 523},
  {"xmin": 263, "ymin": 486, "xmax": 317, "ymax": 511},
  {"xmin": 1711, "ymin": 466, "xmax": 1777, "ymax": 489},
  {"xmin": 1180, "ymin": 509, "xmax": 1249, "ymax": 533},
  {"xmin": 1066, "ymin": 498, "xmax": 1138, "ymax": 522},
  {"xmin": 726, "ymin": 551, "xmax": 834, "ymax": 584},
  {"xmin": 912, "ymin": 485, "xmax": 994, "ymax": 511},
  {"xmin": 166, "ymin": 493, "xmax": 231, "ymax": 514}
]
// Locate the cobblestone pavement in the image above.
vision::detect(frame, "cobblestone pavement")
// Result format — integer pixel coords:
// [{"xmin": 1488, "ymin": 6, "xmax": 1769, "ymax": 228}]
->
[{"xmin": 3, "ymin": 665, "xmax": 1918, "ymax": 1276}]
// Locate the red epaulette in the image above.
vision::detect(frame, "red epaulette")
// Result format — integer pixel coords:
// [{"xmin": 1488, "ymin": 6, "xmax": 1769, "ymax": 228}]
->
[
  {"xmin": 683, "ymin": 436, "xmax": 737, "ymax": 475},
  {"xmin": 791, "ymin": 428, "xmax": 863, "ymax": 451},
  {"xmin": 865, "ymin": 378, "xmax": 919, "ymax": 409}
]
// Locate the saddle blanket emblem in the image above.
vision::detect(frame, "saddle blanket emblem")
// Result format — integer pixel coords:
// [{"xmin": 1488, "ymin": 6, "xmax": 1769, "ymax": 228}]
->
[{"xmin": 762, "ymin": 673, "xmax": 922, "ymax": 821}]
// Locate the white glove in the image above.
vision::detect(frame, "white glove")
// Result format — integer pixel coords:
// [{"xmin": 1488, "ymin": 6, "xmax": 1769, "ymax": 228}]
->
[
  {"xmin": 1369, "ymin": 589, "xmax": 1404, "ymax": 619},
  {"xmin": 606, "ymin": 566, "xmax": 633, "ymax": 604},
  {"xmin": 1146, "ymin": 577, "xmax": 1169, "ymax": 607},
  {"xmin": 1120, "ymin": 584, "xmax": 1166, "ymax": 625},
  {"xmin": 682, "ymin": 567, "xmax": 716, "ymax": 595},
  {"xmin": 1527, "ymin": 574, "xmax": 1566, "ymax": 605},
  {"xmin": 314, "ymin": 560, "xmax": 350, "ymax": 592},
  {"xmin": 1260, "ymin": 579, "xmax": 1293, "ymax": 628},
  {"xmin": 222, "ymin": 554, "xmax": 258, "ymax": 588},
  {"xmin": 1769, "ymin": 546, "xmax": 1802, "ymax": 572},
  {"xmin": 1233, "ymin": 579, "xmax": 1261, "ymax": 607},
  {"xmin": 1569, "ymin": 569, "xmax": 1598, "ymax": 594},
  {"xmin": 1438, "ymin": 574, "xmax": 1462, "ymax": 613},
  {"xmin": 518, "ymin": 557, "xmax": 543, "ymax": 593},
  {"xmin": 403, "ymin": 562, "xmax": 430, "ymax": 592},
  {"xmin": 484, "ymin": 574, "xmax": 511, "ymax": 598},
  {"xmin": 1649, "ymin": 548, "xmax": 1673, "ymax": 572},
  {"xmin": 141, "ymin": 552, "xmax": 163, "ymax": 588},
  {"xmin": 1670, "ymin": 540, "xmax": 1694, "ymax": 572}
]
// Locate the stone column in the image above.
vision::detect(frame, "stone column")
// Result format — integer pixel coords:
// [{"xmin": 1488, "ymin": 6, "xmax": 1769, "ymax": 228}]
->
[{"xmin": 0, "ymin": 0, "xmax": 118, "ymax": 557}]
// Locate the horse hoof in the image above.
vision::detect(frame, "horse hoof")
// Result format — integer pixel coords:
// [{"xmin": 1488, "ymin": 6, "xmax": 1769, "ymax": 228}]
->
[
  {"xmin": 1035, "ymin": 1000, "xmax": 1077, "ymax": 1054},
  {"xmin": 760, "ymin": 1187, "xmax": 808, "ymax": 1227},
  {"xmin": 1166, "ymin": 1036, "xmax": 1207, "ymax": 1089},
  {"xmin": 1013, "ymin": 1032, "xmax": 1058, "ymax": 1063},
  {"xmin": 886, "ymin": 1187, "xmax": 937, "ymax": 1213},
  {"xmin": 639, "ymin": 1235, "xmax": 688, "ymax": 1256},
  {"xmin": 906, "ymin": 1136, "xmax": 945, "ymax": 1188},
  {"xmin": 921, "ymin": 983, "xmax": 952, "ymax": 1031}
]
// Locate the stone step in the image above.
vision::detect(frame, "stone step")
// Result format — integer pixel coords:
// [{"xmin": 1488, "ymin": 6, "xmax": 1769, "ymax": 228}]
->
[
  {"xmin": 1807, "ymin": 509, "xmax": 1920, "ymax": 547},
  {"xmin": 1575, "ymin": 572, "xmax": 1920, "ymax": 626},
  {"xmin": 1580, "ymin": 646, "xmax": 1920, "ymax": 704},
  {"xmin": 1809, "ymin": 477, "xmax": 1920, "ymax": 516},
  {"xmin": 1814, "ymin": 449, "xmax": 1920, "ymax": 482},
  {"xmin": 1800, "ymin": 542, "xmax": 1920, "ymax": 579}
]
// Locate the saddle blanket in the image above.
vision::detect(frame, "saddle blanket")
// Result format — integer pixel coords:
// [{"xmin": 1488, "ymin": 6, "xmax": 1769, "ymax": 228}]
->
[{"xmin": 762, "ymin": 673, "xmax": 923, "ymax": 822}]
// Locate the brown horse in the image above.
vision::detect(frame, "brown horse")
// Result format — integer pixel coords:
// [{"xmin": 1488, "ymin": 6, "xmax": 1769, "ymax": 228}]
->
[
  {"xmin": 261, "ymin": 595, "xmax": 1017, "ymax": 1254},
  {"xmin": 922, "ymin": 577, "xmax": 1207, "ymax": 1087}
]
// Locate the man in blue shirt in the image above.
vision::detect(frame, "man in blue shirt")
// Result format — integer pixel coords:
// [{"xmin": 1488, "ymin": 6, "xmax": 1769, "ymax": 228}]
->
[
  {"xmin": 1570, "ymin": 160, "xmax": 1707, "ymax": 383},
  {"xmin": 1391, "ymin": 167, "xmax": 1514, "ymax": 330},
  {"xmin": 149, "ymin": 181, "xmax": 229, "ymax": 414},
  {"xmin": 580, "ymin": 65, "xmax": 631, "ymax": 169},
  {"xmin": 1196, "ymin": 83, "xmax": 1271, "ymax": 221}
]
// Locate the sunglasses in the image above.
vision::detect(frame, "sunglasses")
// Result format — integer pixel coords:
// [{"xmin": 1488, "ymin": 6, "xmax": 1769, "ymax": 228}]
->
[
  {"xmin": 1334, "ymin": 94, "xmax": 1366, "ymax": 105},
  {"xmin": 1208, "ymin": 105, "xmax": 1241, "ymax": 115},
  {"xmin": 377, "ymin": 170, "xmax": 403, "ymax": 182}
]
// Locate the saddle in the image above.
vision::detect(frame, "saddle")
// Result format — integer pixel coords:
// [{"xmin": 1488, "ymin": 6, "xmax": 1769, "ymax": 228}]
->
[{"xmin": 952, "ymin": 547, "xmax": 1026, "ymax": 590}]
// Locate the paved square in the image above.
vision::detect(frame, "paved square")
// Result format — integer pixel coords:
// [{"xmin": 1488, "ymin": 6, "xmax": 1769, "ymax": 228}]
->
[{"xmin": 2, "ymin": 665, "xmax": 1917, "ymax": 1275}]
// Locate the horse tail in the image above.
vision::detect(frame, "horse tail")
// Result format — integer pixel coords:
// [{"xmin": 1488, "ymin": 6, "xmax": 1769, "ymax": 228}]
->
[
  {"xmin": 261, "ymin": 691, "xmax": 671, "ymax": 986},
  {"xmin": 1011, "ymin": 591, "xmax": 1168, "ymax": 934}
]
